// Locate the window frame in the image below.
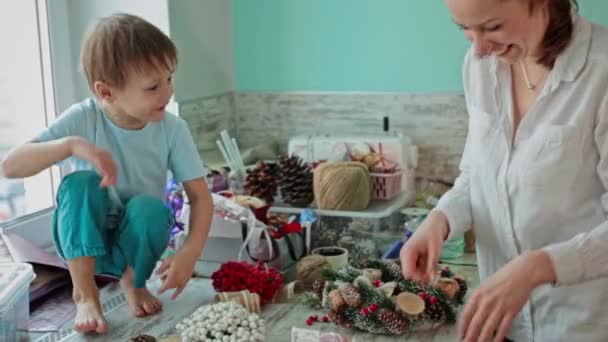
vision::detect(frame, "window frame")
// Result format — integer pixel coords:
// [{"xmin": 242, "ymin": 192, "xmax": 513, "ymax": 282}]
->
[{"xmin": 1, "ymin": 0, "xmax": 66, "ymax": 251}]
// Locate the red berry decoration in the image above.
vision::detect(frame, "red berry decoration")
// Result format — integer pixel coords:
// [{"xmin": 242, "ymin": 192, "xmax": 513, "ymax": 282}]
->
[
  {"xmin": 369, "ymin": 304, "xmax": 378, "ymax": 312},
  {"xmin": 361, "ymin": 307, "xmax": 369, "ymax": 316},
  {"xmin": 419, "ymin": 292, "xmax": 429, "ymax": 300},
  {"xmin": 309, "ymin": 315, "xmax": 318, "ymax": 321},
  {"xmin": 322, "ymin": 316, "xmax": 329, "ymax": 323},
  {"xmin": 210, "ymin": 261, "xmax": 284, "ymax": 303},
  {"xmin": 306, "ymin": 319, "xmax": 313, "ymax": 326},
  {"xmin": 430, "ymin": 296, "xmax": 439, "ymax": 305},
  {"xmin": 373, "ymin": 280, "xmax": 383, "ymax": 287}
]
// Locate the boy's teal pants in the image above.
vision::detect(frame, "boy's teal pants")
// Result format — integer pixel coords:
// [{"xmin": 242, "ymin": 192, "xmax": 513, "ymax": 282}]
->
[{"xmin": 53, "ymin": 171, "xmax": 172, "ymax": 288}]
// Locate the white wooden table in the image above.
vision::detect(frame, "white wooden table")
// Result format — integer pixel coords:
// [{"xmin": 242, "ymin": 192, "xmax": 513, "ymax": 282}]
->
[{"xmin": 22, "ymin": 255, "xmax": 478, "ymax": 342}]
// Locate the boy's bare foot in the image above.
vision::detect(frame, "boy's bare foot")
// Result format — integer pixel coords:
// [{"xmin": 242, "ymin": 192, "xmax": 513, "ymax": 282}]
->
[
  {"xmin": 73, "ymin": 288, "xmax": 107, "ymax": 334},
  {"xmin": 120, "ymin": 267, "xmax": 162, "ymax": 317}
]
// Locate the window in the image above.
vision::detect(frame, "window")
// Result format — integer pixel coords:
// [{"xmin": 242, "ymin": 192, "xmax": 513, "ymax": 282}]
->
[{"xmin": 0, "ymin": 0, "xmax": 59, "ymax": 227}]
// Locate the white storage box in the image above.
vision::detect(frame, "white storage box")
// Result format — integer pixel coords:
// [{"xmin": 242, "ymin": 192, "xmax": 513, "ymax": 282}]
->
[
  {"xmin": 184, "ymin": 204, "xmax": 247, "ymax": 270},
  {"xmin": 0, "ymin": 263, "xmax": 35, "ymax": 341},
  {"xmin": 198, "ymin": 213, "xmax": 244, "ymax": 265}
]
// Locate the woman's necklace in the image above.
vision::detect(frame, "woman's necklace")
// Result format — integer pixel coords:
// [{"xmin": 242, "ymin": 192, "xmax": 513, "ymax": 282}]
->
[{"xmin": 519, "ymin": 59, "xmax": 536, "ymax": 90}]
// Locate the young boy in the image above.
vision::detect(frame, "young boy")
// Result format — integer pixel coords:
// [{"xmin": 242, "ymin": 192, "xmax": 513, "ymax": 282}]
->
[{"xmin": 1, "ymin": 13, "xmax": 213, "ymax": 334}]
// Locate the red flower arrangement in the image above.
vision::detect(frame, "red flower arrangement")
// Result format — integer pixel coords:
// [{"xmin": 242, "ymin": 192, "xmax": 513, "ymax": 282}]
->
[{"xmin": 211, "ymin": 260, "xmax": 284, "ymax": 303}]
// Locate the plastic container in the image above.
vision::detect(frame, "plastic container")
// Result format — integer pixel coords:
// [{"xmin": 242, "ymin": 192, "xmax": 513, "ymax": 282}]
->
[
  {"xmin": 270, "ymin": 191, "xmax": 414, "ymax": 267},
  {"xmin": 400, "ymin": 207, "xmax": 429, "ymax": 234},
  {"xmin": 287, "ymin": 132, "xmax": 419, "ymax": 194},
  {"xmin": 380, "ymin": 207, "xmax": 428, "ymax": 259},
  {"xmin": 398, "ymin": 207, "xmax": 464, "ymax": 260},
  {"xmin": 0, "ymin": 263, "xmax": 35, "ymax": 341}
]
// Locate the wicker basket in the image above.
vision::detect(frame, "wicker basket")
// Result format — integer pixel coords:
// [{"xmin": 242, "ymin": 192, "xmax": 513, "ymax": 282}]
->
[{"xmin": 370, "ymin": 171, "xmax": 403, "ymax": 200}]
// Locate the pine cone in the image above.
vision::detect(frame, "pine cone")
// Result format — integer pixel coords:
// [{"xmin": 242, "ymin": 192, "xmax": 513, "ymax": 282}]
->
[
  {"xmin": 338, "ymin": 283, "xmax": 362, "ymax": 308},
  {"xmin": 328, "ymin": 309, "xmax": 353, "ymax": 329},
  {"xmin": 244, "ymin": 161, "xmax": 278, "ymax": 203},
  {"xmin": 313, "ymin": 279, "xmax": 325, "ymax": 300},
  {"xmin": 436, "ymin": 278, "xmax": 460, "ymax": 300},
  {"xmin": 425, "ymin": 301, "xmax": 446, "ymax": 322},
  {"xmin": 267, "ymin": 160, "xmax": 280, "ymax": 178},
  {"xmin": 278, "ymin": 154, "xmax": 314, "ymax": 207},
  {"xmin": 131, "ymin": 335, "xmax": 156, "ymax": 342},
  {"xmin": 383, "ymin": 260, "xmax": 404, "ymax": 281},
  {"xmin": 454, "ymin": 277, "xmax": 468, "ymax": 302},
  {"xmin": 378, "ymin": 308, "xmax": 409, "ymax": 335}
]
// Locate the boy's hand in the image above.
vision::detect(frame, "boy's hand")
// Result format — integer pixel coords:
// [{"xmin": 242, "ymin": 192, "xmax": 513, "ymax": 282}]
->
[
  {"xmin": 69, "ymin": 137, "xmax": 117, "ymax": 187},
  {"xmin": 156, "ymin": 244, "xmax": 199, "ymax": 300}
]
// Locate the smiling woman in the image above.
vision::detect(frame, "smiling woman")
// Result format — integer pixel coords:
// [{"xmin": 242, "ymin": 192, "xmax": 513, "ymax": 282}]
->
[{"xmin": 400, "ymin": 0, "xmax": 608, "ymax": 341}]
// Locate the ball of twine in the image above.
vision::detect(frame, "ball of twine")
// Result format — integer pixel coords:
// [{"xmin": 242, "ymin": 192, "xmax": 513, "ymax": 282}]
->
[
  {"xmin": 296, "ymin": 254, "xmax": 330, "ymax": 290},
  {"xmin": 313, "ymin": 162, "xmax": 371, "ymax": 211}
]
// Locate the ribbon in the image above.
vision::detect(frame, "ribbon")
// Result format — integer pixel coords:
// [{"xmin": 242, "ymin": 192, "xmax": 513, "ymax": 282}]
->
[
  {"xmin": 269, "ymin": 222, "xmax": 302, "ymax": 239},
  {"xmin": 238, "ymin": 209, "xmax": 275, "ymax": 264}
]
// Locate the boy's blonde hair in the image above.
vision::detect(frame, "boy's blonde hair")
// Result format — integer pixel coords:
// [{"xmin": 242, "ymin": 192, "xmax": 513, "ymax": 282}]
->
[{"xmin": 80, "ymin": 13, "xmax": 177, "ymax": 92}]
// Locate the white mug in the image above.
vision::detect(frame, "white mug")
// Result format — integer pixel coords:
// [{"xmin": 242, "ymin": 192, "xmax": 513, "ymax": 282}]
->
[{"xmin": 311, "ymin": 246, "xmax": 349, "ymax": 271}]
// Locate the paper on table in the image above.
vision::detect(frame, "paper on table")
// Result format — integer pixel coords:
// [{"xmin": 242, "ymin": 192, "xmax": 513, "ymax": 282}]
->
[
  {"xmin": 291, "ymin": 327, "xmax": 356, "ymax": 342},
  {"xmin": 28, "ymin": 288, "xmax": 76, "ymax": 332},
  {"xmin": 30, "ymin": 264, "xmax": 70, "ymax": 302}
]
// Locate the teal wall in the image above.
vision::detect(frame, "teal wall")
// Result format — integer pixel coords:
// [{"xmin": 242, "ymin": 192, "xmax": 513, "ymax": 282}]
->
[
  {"xmin": 234, "ymin": 0, "xmax": 608, "ymax": 93},
  {"xmin": 581, "ymin": 2, "xmax": 608, "ymax": 29}
]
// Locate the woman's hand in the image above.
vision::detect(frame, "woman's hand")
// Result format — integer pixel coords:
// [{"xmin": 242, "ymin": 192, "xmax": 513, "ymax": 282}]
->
[
  {"xmin": 400, "ymin": 209, "xmax": 450, "ymax": 283},
  {"xmin": 459, "ymin": 250, "xmax": 556, "ymax": 342},
  {"xmin": 69, "ymin": 137, "xmax": 117, "ymax": 187}
]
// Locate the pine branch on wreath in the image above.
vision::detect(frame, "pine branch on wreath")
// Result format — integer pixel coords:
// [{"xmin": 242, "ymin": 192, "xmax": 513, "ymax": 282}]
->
[
  {"xmin": 321, "ymin": 265, "xmax": 363, "ymax": 283},
  {"xmin": 299, "ymin": 291, "xmax": 323, "ymax": 310}
]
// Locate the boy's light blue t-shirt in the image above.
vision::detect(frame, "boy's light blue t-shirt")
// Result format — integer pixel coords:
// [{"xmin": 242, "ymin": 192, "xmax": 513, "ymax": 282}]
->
[{"xmin": 36, "ymin": 98, "xmax": 205, "ymax": 205}]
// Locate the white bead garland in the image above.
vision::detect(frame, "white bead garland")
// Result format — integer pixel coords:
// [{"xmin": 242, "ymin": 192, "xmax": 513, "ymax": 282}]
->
[{"xmin": 176, "ymin": 301, "xmax": 265, "ymax": 341}]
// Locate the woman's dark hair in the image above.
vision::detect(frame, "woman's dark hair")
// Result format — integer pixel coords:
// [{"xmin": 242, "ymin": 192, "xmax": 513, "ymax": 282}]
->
[{"xmin": 532, "ymin": 0, "xmax": 579, "ymax": 68}]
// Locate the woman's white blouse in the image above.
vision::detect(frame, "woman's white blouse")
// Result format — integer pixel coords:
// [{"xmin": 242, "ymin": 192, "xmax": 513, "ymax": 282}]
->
[{"xmin": 436, "ymin": 16, "xmax": 608, "ymax": 341}]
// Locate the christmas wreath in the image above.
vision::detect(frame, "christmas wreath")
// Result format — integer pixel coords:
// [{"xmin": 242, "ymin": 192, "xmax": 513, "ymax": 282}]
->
[{"xmin": 301, "ymin": 259, "xmax": 467, "ymax": 335}]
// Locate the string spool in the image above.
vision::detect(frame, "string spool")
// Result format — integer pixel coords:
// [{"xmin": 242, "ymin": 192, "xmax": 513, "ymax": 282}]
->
[
  {"xmin": 214, "ymin": 290, "xmax": 261, "ymax": 313},
  {"xmin": 313, "ymin": 162, "xmax": 371, "ymax": 211}
]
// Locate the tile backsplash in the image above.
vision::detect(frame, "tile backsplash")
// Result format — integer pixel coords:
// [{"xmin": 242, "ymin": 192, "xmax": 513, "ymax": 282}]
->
[
  {"xmin": 181, "ymin": 92, "xmax": 468, "ymax": 184},
  {"xmin": 179, "ymin": 92, "xmax": 236, "ymax": 154}
]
